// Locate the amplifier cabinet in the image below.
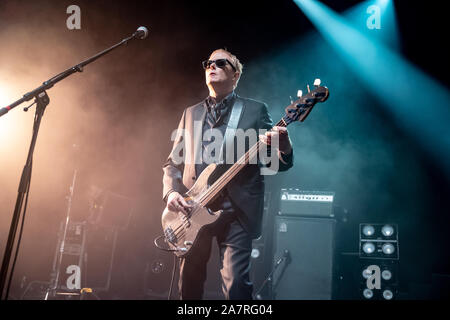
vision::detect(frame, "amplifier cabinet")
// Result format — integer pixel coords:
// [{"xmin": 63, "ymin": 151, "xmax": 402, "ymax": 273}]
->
[
  {"xmin": 279, "ymin": 189, "xmax": 335, "ymax": 218},
  {"xmin": 273, "ymin": 216, "xmax": 336, "ymax": 300}
]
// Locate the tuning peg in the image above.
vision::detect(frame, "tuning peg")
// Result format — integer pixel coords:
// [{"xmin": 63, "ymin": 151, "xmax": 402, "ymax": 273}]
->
[
  {"xmin": 314, "ymin": 78, "xmax": 321, "ymax": 86},
  {"xmin": 307, "ymin": 84, "xmax": 310, "ymax": 93},
  {"xmin": 297, "ymin": 90, "xmax": 303, "ymax": 98},
  {"xmin": 289, "ymin": 96, "xmax": 294, "ymax": 104}
]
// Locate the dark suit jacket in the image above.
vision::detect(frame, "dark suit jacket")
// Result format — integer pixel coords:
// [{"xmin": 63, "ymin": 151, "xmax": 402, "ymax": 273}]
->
[{"xmin": 162, "ymin": 95, "xmax": 293, "ymax": 239}]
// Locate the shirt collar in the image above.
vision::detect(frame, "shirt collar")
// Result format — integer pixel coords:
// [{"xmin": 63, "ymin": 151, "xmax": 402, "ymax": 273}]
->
[{"xmin": 205, "ymin": 90, "xmax": 236, "ymax": 109}]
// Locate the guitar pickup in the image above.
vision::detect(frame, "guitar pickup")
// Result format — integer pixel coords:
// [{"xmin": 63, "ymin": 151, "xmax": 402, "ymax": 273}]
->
[
  {"xmin": 164, "ymin": 226, "xmax": 177, "ymax": 244},
  {"xmin": 181, "ymin": 214, "xmax": 191, "ymax": 228}
]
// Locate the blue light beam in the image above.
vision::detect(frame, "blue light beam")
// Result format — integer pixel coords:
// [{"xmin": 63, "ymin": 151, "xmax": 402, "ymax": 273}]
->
[
  {"xmin": 294, "ymin": 0, "xmax": 450, "ymax": 178},
  {"xmin": 342, "ymin": 0, "xmax": 400, "ymax": 50}
]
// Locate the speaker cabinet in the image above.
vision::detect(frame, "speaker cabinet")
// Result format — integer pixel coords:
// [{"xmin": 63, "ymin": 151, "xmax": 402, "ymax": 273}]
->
[{"xmin": 272, "ymin": 216, "xmax": 336, "ymax": 300}]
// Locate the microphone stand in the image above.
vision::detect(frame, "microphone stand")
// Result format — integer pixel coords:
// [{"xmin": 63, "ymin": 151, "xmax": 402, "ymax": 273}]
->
[
  {"xmin": 0, "ymin": 29, "xmax": 145, "ymax": 300},
  {"xmin": 253, "ymin": 250, "xmax": 290, "ymax": 300}
]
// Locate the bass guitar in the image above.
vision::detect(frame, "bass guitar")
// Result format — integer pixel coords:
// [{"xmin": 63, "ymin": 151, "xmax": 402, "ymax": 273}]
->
[{"xmin": 161, "ymin": 79, "xmax": 329, "ymax": 257}]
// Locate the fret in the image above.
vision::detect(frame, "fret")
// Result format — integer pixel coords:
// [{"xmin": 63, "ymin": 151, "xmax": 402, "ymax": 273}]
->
[
  {"xmin": 197, "ymin": 127, "xmax": 273, "ymax": 206},
  {"xmin": 196, "ymin": 83, "xmax": 329, "ymax": 206}
]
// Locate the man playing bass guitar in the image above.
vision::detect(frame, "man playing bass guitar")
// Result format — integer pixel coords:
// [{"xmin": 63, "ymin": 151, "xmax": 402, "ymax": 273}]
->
[{"xmin": 162, "ymin": 48, "xmax": 293, "ymax": 300}]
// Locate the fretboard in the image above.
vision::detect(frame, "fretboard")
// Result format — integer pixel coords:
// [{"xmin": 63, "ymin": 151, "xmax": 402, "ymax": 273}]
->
[{"xmin": 197, "ymin": 117, "xmax": 289, "ymax": 206}]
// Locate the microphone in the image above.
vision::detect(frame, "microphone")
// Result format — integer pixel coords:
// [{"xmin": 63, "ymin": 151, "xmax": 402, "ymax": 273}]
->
[
  {"xmin": 133, "ymin": 26, "xmax": 149, "ymax": 40},
  {"xmin": 0, "ymin": 106, "xmax": 12, "ymax": 117}
]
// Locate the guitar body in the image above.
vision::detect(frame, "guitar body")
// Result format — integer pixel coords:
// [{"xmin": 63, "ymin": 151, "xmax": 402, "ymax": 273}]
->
[{"xmin": 161, "ymin": 163, "xmax": 223, "ymax": 257}]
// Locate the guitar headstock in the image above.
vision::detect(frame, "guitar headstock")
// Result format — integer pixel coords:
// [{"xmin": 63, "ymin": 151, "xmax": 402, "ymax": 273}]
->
[{"xmin": 283, "ymin": 79, "xmax": 329, "ymax": 125}]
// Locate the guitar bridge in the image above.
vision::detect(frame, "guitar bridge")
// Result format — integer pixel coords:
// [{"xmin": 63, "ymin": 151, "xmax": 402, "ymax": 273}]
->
[{"xmin": 164, "ymin": 226, "xmax": 177, "ymax": 244}]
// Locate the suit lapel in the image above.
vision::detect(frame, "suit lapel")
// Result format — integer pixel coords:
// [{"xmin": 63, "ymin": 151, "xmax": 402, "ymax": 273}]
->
[
  {"xmin": 191, "ymin": 103, "xmax": 207, "ymax": 169},
  {"xmin": 234, "ymin": 95, "xmax": 246, "ymax": 130},
  {"xmin": 189, "ymin": 96, "xmax": 246, "ymax": 174}
]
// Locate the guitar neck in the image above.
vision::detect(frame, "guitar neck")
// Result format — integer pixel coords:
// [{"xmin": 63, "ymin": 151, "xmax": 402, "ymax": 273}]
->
[
  {"xmin": 197, "ymin": 117, "xmax": 288, "ymax": 206},
  {"xmin": 194, "ymin": 83, "xmax": 329, "ymax": 206}
]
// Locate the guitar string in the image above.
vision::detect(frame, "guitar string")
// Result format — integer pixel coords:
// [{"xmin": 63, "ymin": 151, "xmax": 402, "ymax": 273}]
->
[
  {"xmin": 167, "ymin": 94, "xmax": 325, "ymax": 248},
  {"xmin": 181, "ymin": 118, "xmax": 285, "ymax": 213},
  {"xmin": 194, "ymin": 97, "xmax": 318, "ymax": 211},
  {"xmin": 170, "ymin": 118, "xmax": 288, "ymax": 239},
  {"xmin": 196, "ymin": 122, "xmax": 284, "ymax": 205},
  {"xmin": 170, "ymin": 135, "xmax": 272, "ymax": 240},
  {"xmin": 170, "ymin": 141, "xmax": 262, "ymax": 241},
  {"xmin": 187, "ymin": 102, "xmax": 310, "ymax": 212},
  {"xmin": 170, "ymin": 143, "xmax": 260, "ymax": 240},
  {"xmin": 170, "ymin": 116, "xmax": 292, "ymax": 242},
  {"xmin": 196, "ymin": 118, "xmax": 286, "ymax": 206},
  {"xmin": 170, "ymin": 118, "xmax": 288, "ymax": 240}
]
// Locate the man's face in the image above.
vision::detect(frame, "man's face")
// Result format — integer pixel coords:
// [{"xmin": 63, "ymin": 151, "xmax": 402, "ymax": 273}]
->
[{"xmin": 205, "ymin": 51, "xmax": 237, "ymax": 89}]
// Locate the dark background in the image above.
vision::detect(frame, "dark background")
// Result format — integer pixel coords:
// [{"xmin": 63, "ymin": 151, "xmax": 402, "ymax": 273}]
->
[{"xmin": 0, "ymin": 0, "xmax": 448, "ymax": 300}]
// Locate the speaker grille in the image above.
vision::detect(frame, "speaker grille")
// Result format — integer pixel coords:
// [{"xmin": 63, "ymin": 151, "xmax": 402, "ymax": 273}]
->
[{"xmin": 273, "ymin": 216, "xmax": 336, "ymax": 299}]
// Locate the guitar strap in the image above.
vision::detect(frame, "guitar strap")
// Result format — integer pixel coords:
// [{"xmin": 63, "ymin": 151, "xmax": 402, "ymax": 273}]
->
[{"xmin": 219, "ymin": 98, "xmax": 244, "ymax": 164}]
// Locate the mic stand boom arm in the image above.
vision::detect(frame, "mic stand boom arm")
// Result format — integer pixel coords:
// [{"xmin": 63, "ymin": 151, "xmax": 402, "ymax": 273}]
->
[
  {"xmin": 0, "ymin": 31, "xmax": 138, "ymax": 117},
  {"xmin": 0, "ymin": 29, "xmax": 144, "ymax": 300}
]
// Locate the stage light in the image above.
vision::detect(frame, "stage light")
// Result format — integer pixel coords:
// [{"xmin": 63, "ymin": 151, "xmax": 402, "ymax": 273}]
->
[
  {"xmin": 0, "ymin": 83, "xmax": 34, "ymax": 155},
  {"xmin": 358, "ymin": 223, "xmax": 399, "ymax": 300},
  {"xmin": 381, "ymin": 225, "xmax": 394, "ymax": 237},
  {"xmin": 359, "ymin": 261, "xmax": 398, "ymax": 300},
  {"xmin": 381, "ymin": 269, "xmax": 392, "ymax": 281},
  {"xmin": 359, "ymin": 223, "xmax": 399, "ymax": 259},
  {"xmin": 363, "ymin": 288, "xmax": 373, "ymax": 299},
  {"xmin": 382, "ymin": 289, "xmax": 393, "ymax": 300},
  {"xmin": 362, "ymin": 242, "xmax": 375, "ymax": 254},
  {"xmin": 251, "ymin": 248, "xmax": 260, "ymax": 259},
  {"xmin": 362, "ymin": 268, "xmax": 372, "ymax": 279},
  {"xmin": 362, "ymin": 225, "xmax": 375, "ymax": 236},
  {"xmin": 382, "ymin": 243, "xmax": 395, "ymax": 255},
  {"xmin": 0, "ymin": 85, "xmax": 12, "ymax": 138}
]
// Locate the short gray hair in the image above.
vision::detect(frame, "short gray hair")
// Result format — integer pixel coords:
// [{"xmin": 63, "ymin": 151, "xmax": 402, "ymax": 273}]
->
[{"xmin": 210, "ymin": 48, "xmax": 243, "ymax": 86}]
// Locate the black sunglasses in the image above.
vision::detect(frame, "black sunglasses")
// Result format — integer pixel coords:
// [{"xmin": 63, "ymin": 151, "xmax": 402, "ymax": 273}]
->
[{"xmin": 202, "ymin": 59, "xmax": 236, "ymax": 72}]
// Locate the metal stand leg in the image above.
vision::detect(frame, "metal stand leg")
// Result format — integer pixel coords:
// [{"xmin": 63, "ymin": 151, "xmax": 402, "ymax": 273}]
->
[{"xmin": 253, "ymin": 249, "xmax": 291, "ymax": 300}]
